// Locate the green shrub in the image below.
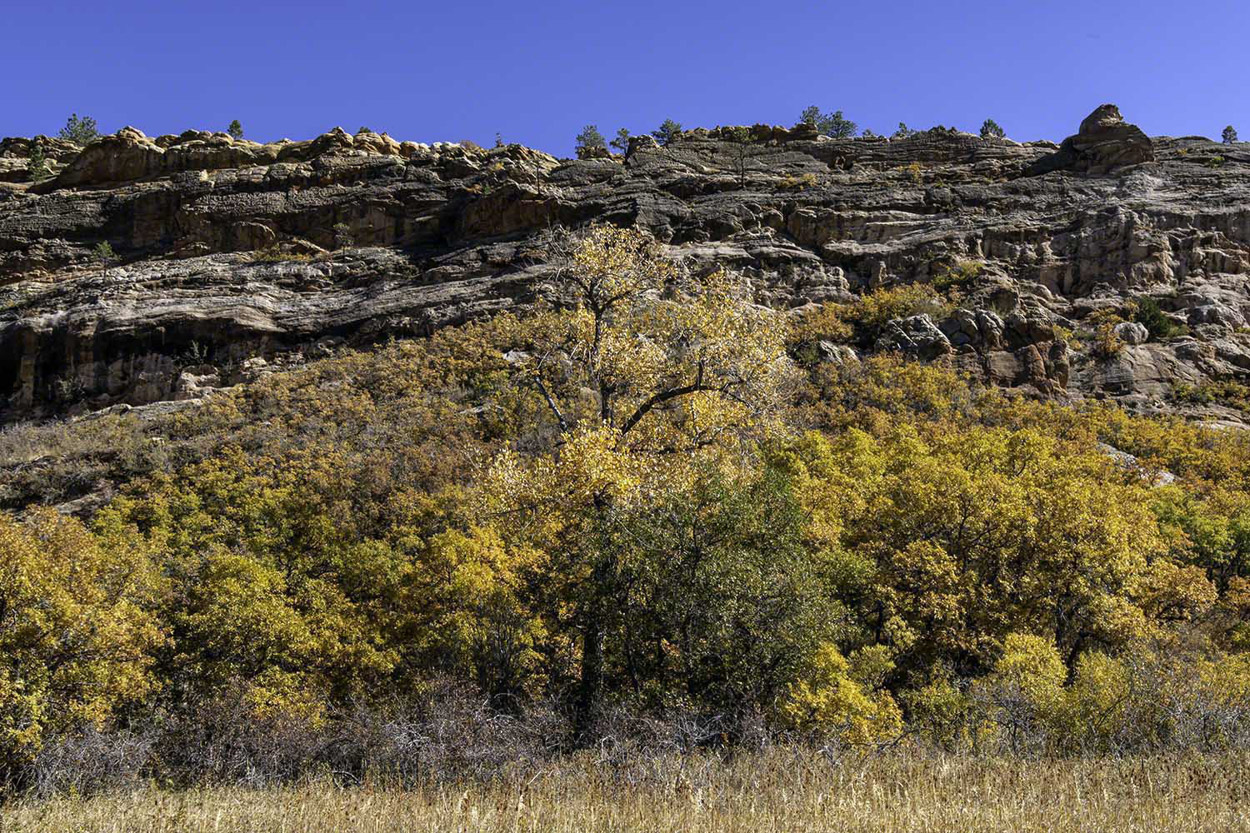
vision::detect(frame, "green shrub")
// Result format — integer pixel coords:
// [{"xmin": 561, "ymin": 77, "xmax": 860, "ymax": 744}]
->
[
  {"xmin": 26, "ymin": 146, "xmax": 50, "ymax": 183},
  {"xmin": 0, "ymin": 509, "xmax": 163, "ymax": 784},
  {"xmin": 980, "ymin": 119, "xmax": 1006, "ymax": 139},
  {"xmin": 1130, "ymin": 296, "xmax": 1187, "ymax": 341},
  {"xmin": 574, "ymin": 124, "xmax": 606, "ymax": 158},
  {"xmin": 800, "ymin": 106, "xmax": 857, "ymax": 139},
  {"xmin": 652, "ymin": 119, "xmax": 682, "ymax": 147}
]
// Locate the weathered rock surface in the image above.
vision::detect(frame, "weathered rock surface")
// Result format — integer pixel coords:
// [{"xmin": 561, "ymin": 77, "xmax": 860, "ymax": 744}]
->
[
  {"xmin": 0, "ymin": 136, "xmax": 81, "ymax": 182},
  {"xmin": 876, "ymin": 314, "xmax": 952, "ymax": 360},
  {"xmin": 2, "ymin": 105, "xmax": 1250, "ymax": 423},
  {"xmin": 1027, "ymin": 104, "xmax": 1155, "ymax": 176}
]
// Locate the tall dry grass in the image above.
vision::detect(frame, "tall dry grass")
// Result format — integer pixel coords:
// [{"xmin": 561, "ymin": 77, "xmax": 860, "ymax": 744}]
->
[{"xmin": 4, "ymin": 748, "xmax": 1248, "ymax": 833}]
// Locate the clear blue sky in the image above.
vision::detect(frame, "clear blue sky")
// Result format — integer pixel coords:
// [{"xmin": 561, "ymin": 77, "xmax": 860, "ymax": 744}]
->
[{"xmin": 5, "ymin": 0, "xmax": 1247, "ymax": 156}]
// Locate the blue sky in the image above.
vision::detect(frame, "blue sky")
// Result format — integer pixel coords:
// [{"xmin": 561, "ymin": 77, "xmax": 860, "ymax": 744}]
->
[{"xmin": 5, "ymin": 0, "xmax": 1248, "ymax": 156}]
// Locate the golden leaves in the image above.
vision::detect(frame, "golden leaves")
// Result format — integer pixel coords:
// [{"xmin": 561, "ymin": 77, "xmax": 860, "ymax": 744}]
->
[
  {"xmin": 778, "ymin": 643, "xmax": 903, "ymax": 745},
  {"xmin": 0, "ymin": 510, "xmax": 164, "ymax": 768},
  {"xmin": 527, "ymin": 225, "xmax": 797, "ymax": 452}
]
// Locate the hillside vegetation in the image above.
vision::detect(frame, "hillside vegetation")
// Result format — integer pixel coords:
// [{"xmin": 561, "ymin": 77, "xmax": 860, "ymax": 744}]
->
[{"xmin": 2, "ymin": 227, "xmax": 1250, "ymax": 797}]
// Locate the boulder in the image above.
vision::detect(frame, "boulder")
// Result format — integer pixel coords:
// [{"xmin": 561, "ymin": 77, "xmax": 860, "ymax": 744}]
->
[
  {"xmin": 1114, "ymin": 321, "xmax": 1150, "ymax": 345},
  {"xmin": 817, "ymin": 341, "xmax": 859, "ymax": 365},
  {"xmin": 1026, "ymin": 104, "xmax": 1154, "ymax": 176},
  {"xmin": 875, "ymin": 314, "xmax": 953, "ymax": 360},
  {"xmin": 575, "ymin": 145, "xmax": 613, "ymax": 160},
  {"xmin": 1188, "ymin": 304, "xmax": 1245, "ymax": 330},
  {"xmin": 941, "ymin": 308, "xmax": 1005, "ymax": 349},
  {"xmin": 49, "ymin": 126, "xmax": 165, "ymax": 187}
]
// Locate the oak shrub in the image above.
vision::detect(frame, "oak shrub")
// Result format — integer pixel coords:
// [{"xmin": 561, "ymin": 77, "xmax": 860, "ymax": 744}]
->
[{"xmin": 0, "ymin": 510, "xmax": 163, "ymax": 786}]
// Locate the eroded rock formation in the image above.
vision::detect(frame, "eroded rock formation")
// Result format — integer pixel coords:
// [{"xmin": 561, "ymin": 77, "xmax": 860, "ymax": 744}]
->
[
  {"xmin": 1, "ymin": 106, "xmax": 1249, "ymax": 423},
  {"xmin": 1027, "ymin": 104, "xmax": 1155, "ymax": 175}
]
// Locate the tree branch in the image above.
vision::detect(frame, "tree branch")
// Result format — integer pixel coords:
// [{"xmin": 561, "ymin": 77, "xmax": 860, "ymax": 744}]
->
[
  {"xmin": 619, "ymin": 362, "xmax": 709, "ymax": 435},
  {"xmin": 533, "ymin": 373, "xmax": 570, "ymax": 433}
]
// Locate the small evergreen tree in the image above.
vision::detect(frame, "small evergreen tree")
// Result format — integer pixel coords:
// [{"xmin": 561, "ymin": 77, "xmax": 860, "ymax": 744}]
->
[
  {"xmin": 59, "ymin": 113, "xmax": 100, "ymax": 146},
  {"xmin": 825, "ymin": 110, "xmax": 857, "ymax": 139},
  {"xmin": 725, "ymin": 126, "xmax": 756, "ymax": 186},
  {"xmin": 980, "ymin": 119, "xmax": 1006, "ymax": 139},
  {"xmin": 610, "ymin": 127, "xmax": 632, "ymax": 154},
  {"xmin": 575, "ymin": 124, "xmax": 607, "ymax": 158},
  {"xmin": 652, "ymin": 119, "xmax": 683, "ymax": 147},
  {"xmin": 799, "ymin": 106, "xmax": 857, "ymax": 139},
  {"xmin": 1130, "ymin": 296, "xmax": 1187, "ymax": 341},
  {"xmin": 893, "ymin": 122, "xmax": 914, "ymax": 139},
  {"xmin": 26, "ymin": 145, "xmax": 50, "ymax": 183},
  {"xmin": 332, "ymin": 222, "xmax": 353, "ymax": 249},
  {"xmin": 227, "ymin": 119, "xmax": 244, "ymax": 140},
  {"xmin": 1223, "ymin": 125, "xmax": 1238, "ymax": 144}
]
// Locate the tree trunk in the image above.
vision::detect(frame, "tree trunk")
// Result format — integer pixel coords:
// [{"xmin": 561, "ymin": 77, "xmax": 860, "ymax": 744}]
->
[
  {"xmin": 575, "ymin": 613, "xmax": 605, "ymax": 744},
  {"xmin": 575, "ymin": 531, "xmax": 615, "ymax": 744},
  {"xmin": 575, "ymin": 496, "xmax": 615, "ymax": 744}
]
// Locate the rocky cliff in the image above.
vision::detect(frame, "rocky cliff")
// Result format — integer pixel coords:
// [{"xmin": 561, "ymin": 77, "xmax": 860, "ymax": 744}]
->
[{"xmin": 3, "ymin": 106, "xmax": 1250, "ymax": 425}]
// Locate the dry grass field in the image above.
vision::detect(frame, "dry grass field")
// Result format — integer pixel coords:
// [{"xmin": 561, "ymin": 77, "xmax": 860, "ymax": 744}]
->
[{"xmin": 4, "ymin": 749, "xmax": 1248, "ymax": 833}]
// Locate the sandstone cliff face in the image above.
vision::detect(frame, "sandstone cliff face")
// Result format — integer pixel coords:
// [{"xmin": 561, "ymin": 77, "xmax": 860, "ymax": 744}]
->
[{"xmin": 2, "ymin": 108, "xmax": 1250, "ymax": 423}]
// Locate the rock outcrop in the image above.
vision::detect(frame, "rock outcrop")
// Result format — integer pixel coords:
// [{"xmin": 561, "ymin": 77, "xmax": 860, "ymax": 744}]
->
[
  {"xmin": 2, "ymin": 105, "xmax": 1250, "ymax": 424},
  {"xmin": 0, "ymin": 136, "xmax": 81, "ymax": 182},
  {"xmin": 1027, "ymin": 104, "xmax": 1155, "ymax": 176},
  {"xmin": 876, "ymin": 315, "xmax": 952, "ymax": 360}
]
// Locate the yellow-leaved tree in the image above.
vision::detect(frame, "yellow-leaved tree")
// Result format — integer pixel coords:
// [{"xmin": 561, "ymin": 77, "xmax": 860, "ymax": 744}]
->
[
  {"xmin": 0, "ymin": 510, "xmax": 163, "ymax": 785},
  {"xmin": 779, "ymin": 643, "xmax": 903, "ymax": 744},
  {"xmin": 484, "ymin": 224, "xmax": 798, "ymax": 735},
  {"xmin": 776, "ymin": 412, "xmax": 1184, "ymax": 683}
]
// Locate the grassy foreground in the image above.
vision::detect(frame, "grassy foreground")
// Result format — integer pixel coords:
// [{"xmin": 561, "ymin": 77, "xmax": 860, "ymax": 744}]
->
[{"xmin": 4, "ymin": 750, "xmax": 1249, "ymax": 833}]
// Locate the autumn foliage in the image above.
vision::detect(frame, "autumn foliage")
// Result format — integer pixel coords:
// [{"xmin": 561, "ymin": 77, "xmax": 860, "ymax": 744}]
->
[{"xmin": 3, "ymin": 226, "xmax": 1250, "ymax": 791}]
